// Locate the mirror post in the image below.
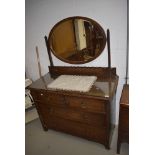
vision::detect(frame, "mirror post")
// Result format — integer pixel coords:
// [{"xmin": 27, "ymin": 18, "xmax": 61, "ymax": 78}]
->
[
  {"xmin": 44, "ymin": 36, "xmax": 53, "ymax": 66},
  {"xmin": 106, "ymin": 29, "xmax": 112, "ymax": 96},
  {"xmin": 107, "ymin": 29, "xmax": 111, "ymax": 69}
]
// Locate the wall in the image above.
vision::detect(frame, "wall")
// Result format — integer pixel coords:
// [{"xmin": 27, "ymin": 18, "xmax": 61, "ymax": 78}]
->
[{"xmin": 25, "ymin": 0, "xmax": 127, "ymax": 124}]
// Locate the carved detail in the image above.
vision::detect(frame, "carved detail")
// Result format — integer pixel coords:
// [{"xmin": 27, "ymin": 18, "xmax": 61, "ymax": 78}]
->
[{"xmin": 49, "ymin": 66, "xmax": 116, "ymax": 79}]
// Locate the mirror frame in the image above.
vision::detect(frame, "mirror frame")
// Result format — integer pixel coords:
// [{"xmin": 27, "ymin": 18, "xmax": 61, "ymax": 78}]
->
[{"xmin": 48, "ymin": 16, "xmax": 107, "ymax": 64}]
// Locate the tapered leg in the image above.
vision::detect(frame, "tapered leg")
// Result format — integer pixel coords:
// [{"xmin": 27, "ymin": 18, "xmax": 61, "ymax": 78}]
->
[
  {"xmin": 117, "ymin": 139, "xmax": 121, "ymax": 154},
  {"xmin": 43, "ymin": 126, "xmax": 48, "ymax": 131},
  {"xmin": 39, "ymin": 117, "xmax": 48, "ymax": 131},
  {"xmin": 105, "ymin": 144, "xmax": 110, "ymax": 150}
]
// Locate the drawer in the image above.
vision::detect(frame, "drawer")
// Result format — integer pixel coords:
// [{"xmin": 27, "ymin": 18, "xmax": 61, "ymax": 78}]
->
[
  {"xmin": 47, "ymin": 117, "xmax": 86, "ymax": 138},
  {"xmin": 31, "ymin": 90, "xmax": 49, "ymax": 102},
  {"xmin": 78, "ymin": 112, "xmax": 106, "ymax": 127},
  {"xmin": 66, "ymin": 96, "xmax": 106, "ymax": 113},
  {"xmin": 46, "ymin": 117, "xmax": 106, "ymax": 143},
  {"xmin": 31, "ymin": 90, "xmax": 66, "ymax": 107},
  {"xmin": 85, "ymin": 126, "xmax": 106, "ymax": 143},
  {"xmin": 36, "ymin": 103, "xmax": 106, "ymax": 144},
  {"xmin": 38, "ymin": 104, "xmax": 106, "ymax": 127},
  {"xmin": 47, "ymin": 93, "xmax": 66, "ymax": 107}
]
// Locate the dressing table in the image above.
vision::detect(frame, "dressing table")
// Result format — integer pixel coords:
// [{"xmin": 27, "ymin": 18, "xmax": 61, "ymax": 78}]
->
[{"xmin": 29, "ymin": 16, "xmax": 119, "ymax": 149}]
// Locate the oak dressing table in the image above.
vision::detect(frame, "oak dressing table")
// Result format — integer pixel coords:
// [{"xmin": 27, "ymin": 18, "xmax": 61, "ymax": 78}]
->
[{"xmin": 29, "ymin": 16, "xmax": 119, "ymax": 149}]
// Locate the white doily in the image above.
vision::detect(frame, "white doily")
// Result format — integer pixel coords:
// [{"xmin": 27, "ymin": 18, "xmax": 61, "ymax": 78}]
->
[{"xmin": 47, "ymin": 75, "xmax": 97, "ymax": 92}]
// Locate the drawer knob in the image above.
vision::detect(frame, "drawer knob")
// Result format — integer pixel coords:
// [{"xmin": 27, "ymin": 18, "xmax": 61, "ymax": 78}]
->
[
  {"xmin": 81, "ymin": 102, "xmax": 86, "ymax": 109},
  {"xmin": 40, "ymin": 93, "xmax": 43, "ymax": 96}
]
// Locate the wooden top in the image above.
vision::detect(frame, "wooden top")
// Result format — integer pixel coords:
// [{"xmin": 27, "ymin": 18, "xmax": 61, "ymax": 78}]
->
[
  {"xmin": 30, "ymin": 72, "xmax": 118, "ymax": 100},
  {"xmin": 120, "ymin": 84, "xmax": 129, "ymax": 107}
]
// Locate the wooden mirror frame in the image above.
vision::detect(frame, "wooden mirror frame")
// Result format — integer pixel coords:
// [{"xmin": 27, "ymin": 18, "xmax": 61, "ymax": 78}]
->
[{"xmin": 46, "ymin": 16, "xmax": 107, "ymax": 64}]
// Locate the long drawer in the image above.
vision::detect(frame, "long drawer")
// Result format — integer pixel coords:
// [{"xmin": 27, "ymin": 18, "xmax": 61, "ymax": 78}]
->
[
  {"xmin": 31, "ymin": 90, "xmax": 106, "ymax": 114},
  {"xmin": 46, "ymin": 116, "xmax": 106, "ymax": 144},
  {"xmin": 38, "ymin": 102, "xmax": 106, "ymax": 127}
]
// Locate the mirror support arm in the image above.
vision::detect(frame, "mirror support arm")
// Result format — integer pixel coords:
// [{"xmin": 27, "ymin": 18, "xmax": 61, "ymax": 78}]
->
[
  {"xmin": 44, "ymin": 36, "xmax": 54, "ymax": 66},
  {"xmin": 107, "ymin": 29, "xmax": 111, "ymax": 69}
]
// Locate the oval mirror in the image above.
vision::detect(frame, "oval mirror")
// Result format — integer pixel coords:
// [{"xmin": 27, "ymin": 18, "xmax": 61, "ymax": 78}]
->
[{"xmin": 48, "ymin": 16, "xmax": 106, "ymax": 64}]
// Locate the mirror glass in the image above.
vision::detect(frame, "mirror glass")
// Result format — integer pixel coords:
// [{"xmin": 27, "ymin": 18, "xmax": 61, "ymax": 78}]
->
[{"xmin": 48, "ymin": 16, "xmax": 106, "ymax": 64}]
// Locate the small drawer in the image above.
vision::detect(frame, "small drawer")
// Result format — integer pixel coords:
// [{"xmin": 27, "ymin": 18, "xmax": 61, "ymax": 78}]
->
[
  {"xmin": 81, "ymin": 112, "xmax": 106, "ymax": 127},
  {"xmin": 31, "ymin": 90, "xmax": 66, "ymax": 107},
  {"xmin": 31, "ymin": 90, "xmax": 48, "ymax": 102},
  {"xmin": 47, "ymin": 93, "xmax": 66, "ymax": 107},
  {"xmin": 66, "ymin": 96, "xmax": 106, "ymax": 113}
]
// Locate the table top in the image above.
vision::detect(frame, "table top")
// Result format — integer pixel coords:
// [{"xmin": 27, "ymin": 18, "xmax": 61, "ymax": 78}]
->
[{"xmin": 30, "ymin": 73, "xmax": 118, "ymax": 100}]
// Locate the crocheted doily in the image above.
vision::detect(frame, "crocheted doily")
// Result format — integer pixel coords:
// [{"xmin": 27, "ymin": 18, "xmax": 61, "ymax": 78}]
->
[{"xmin": 47, "ymin": 75, "xmax": 97, "ymax": 92}]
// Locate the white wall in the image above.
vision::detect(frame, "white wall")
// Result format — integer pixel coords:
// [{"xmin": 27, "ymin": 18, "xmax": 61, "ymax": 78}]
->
[{"xmin": 25, "ymin": 0, "xmax": 127, "ymax": 124}]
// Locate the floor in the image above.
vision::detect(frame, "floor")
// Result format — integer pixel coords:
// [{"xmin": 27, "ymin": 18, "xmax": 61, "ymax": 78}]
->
[
  {"xmin": 25, "ymin": 107, "xmax": 38, "ymax": 123},
  {"xmin": 25, "ymin": 118, "xmax": 129, "ymax": 155}
]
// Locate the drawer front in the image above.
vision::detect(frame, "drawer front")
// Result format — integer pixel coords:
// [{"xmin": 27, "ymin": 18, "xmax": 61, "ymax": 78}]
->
[
  {"xmin": 78, "ymin": 112, "xmax": 106, "ymax": 127},
  {"xmin": 47, "ymin": 117, "xmax": 86, "ymax": 138},
  {"xmin": 31, "ymin": 91, "xmax": 106, "ymax": 113},
  {"xmin": 47, "ymin": 93, "xmax": 65, "ymax": 106},
  {"xmin": 85, "ymin": 126, "xmax": 106, "ymax": 143},
  {"xmin": 38, "ymin": 103, "xmax": 106, "ymax": 127},
  {"xmin": 46, "ymin": 117, "xmax": 106, "ymax": 143},
  {"xmin": 66, "ymin": 96, "xmax": 106, "ymax": 113},
  {"xmin": 31, "ymin": 90, "xmax": 66, "ymax": 107},
  {"xmin": 31, "ymin": 90, "xmax": 49, "ymax": 102}
]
